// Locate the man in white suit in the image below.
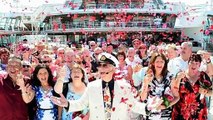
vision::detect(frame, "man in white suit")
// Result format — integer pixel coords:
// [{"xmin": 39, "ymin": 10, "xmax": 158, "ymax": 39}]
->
[{"xmin": 51, "ymin": 53, "xmax": 162, "ymax": 120}]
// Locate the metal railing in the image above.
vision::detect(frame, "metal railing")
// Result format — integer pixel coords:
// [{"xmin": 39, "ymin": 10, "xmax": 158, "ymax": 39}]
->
[
  {"xmin": 84, "ymin": 2, "xmax": 182, "ymax": 12},
  {"xmin": 43, "ymin": 21, "xmax": 174, "ymax": 31}
]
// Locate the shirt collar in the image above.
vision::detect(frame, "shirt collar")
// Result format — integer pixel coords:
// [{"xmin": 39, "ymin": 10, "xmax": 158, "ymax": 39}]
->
[{"xmin": 102, "ymin": 79, "xmax": 114, "ymax": 88}]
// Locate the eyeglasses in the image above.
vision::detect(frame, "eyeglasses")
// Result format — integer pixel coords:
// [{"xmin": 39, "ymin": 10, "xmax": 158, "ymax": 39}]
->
[
  {"xmin": 97, "ymin": 63, "xmax": 108, "ymax": 67},
  {"xmin": 8, "ymin": 64, "xmax": 20, "ymax": 68},
  {"xmin": 90, "ymin": 44, "xmax": 95, "ymax": 47},
  {"xmin": 22, "ymin": 65, "xmax": 30, "ymax": 68}
]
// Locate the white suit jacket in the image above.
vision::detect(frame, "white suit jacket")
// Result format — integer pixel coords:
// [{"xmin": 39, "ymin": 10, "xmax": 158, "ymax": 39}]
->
[{"xmin": 67, "ymin": 79, "xmax": 147, "ymax": 120}]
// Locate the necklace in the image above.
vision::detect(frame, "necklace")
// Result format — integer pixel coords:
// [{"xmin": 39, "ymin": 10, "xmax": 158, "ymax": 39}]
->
[{"xmin": 41, "ymin": 86, "xmax": 51, "ymax": 94}]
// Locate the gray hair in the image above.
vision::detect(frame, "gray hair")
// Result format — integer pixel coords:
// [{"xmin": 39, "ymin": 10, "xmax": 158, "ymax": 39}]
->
[
  {"xmin": 181, "ymin": 42, "xmax": 192, "ymax": 48},
  {"xmin": 8, "ymin": 56, "xmax": 22, "ymax": 66},
  {"xmin": 94, "ymin": 47, "xmax": 102, "ymax": 52}
]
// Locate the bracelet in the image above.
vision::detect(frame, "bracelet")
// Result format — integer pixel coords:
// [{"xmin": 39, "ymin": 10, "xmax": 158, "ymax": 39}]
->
[{"xmin": 207, "ymin": 60, "xmax": 211, "ymax": 64}]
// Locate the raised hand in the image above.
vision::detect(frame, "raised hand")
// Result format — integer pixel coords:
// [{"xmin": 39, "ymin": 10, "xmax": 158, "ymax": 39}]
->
[
  {"xmin": 57, "ymin": 66, "xmax": 67, "ymax": 80},
  {"xmin": 25, "ymin": 83, "xmax": 34, "ymax": 94},
  {"xmin": 202, "ymin": 52, "xmax": 211, "ymax": 61},
  {"xmin": 176, "ymin": 71, "xmax": 185, "ymax": 80},
  {"xmin": 147, "ymin": 96, "xmax": 163, "ymax": 111},
  {"xmin": 50, "ymin": 94, "xmax": 68, "ymax": 107},
  {"xmin": 133, "ymin": 64, "xmax": 142, "ymax": 73},
  {"xmin": 144, "ymin": 69, "xmax": 154, "ymax": 85},
  {"xmin": 16, "ymin": 72, "xmax": 25, "ymax": 89}
]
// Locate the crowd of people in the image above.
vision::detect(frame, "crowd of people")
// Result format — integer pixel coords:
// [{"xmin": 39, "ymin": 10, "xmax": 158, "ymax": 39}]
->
[{"xmin": 0, "ymin": 38, "xmax": 213, "ymax": 120}]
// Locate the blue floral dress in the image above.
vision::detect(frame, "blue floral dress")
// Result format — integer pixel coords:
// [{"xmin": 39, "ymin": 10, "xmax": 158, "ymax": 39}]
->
[
  {"xmin": 33, "ymin": 86, "xmax": 58, "ymax": 120},
  {"xmin": 62, "ymin": 85, "xmax": 88, "ymax": 120}
]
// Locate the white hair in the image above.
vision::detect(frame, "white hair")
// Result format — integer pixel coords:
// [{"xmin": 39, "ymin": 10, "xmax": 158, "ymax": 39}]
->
[{"xmin": 181, "ymin": 42, "xmax": 192, "ymax": 48}]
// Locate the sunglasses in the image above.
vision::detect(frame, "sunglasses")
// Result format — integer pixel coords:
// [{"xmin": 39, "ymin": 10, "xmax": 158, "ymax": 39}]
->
[
  {"xmin": 90, "ymin": 44, "xmax": 95, "ymax": 46},
  {"xmin": 22, "ymin": 65, "xmax": 30, "ymax": 68},
  {"xmin": 97, "ymin": 63, "xmax": 108, "ymax": 67},
  {"xmin": 22, "ymin": 48, "xmax": 30, "ymax": 52},
  {"xmin": 139, "ymin": 47, "xmax": 146, "ymax": 50},
  {"xmin": 42, "ymin": 60, "xmax": 52, "ymax": 63}
]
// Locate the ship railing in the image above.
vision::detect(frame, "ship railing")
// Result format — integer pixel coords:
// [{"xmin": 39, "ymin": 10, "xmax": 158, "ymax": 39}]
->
[{"xmin": 44, "ymin": 21, "xmax": 173, "ymax": 30}]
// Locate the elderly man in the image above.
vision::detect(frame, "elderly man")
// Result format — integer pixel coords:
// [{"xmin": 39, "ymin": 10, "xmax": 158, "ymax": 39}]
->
[
  {"xmin": 168, "ymin": 42, "xmax": 193, "ymax": 76},
  {"xmin": 52, "ymin": 53, "xmax": 162, "ymax": 120},
  {"xmin": 168, "ymin": 42, "xmax": 213, "ymax": 76},
  {"xmin": 0, "ymin": 57, "xmax": 34, "ymax": 120},
  {"xmin": 89, "ymin": 41, "xmax": 97, "ymax": 52}
]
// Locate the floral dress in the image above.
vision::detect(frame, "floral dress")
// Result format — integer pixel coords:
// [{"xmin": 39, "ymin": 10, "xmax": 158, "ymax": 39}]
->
[
  {"xmin": 172, "ymin": 72, "xmax": 212, "ymax": 120},
  {"xmin": 62, "ymin": 84, "xmax": 88, "ymax": 120},
  {"xmin": 146, "ymin": 74, "xmax": 173, "ymax": 120},
  {"xmin": 33, "ymin": 86, "xmax": 58, "ymax": 120}
]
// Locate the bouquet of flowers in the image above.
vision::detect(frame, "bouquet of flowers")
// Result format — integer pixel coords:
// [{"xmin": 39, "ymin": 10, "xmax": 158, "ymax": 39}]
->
[
  {"xmin": 147, "ymin": 96, "xmax": 162, "ymax": 113},
  {"xmin": 199, "ymin": 76, "xmax": 212, "ymax": 100},
  {"xmin": 162, "ymin": 87, "xmax": 174, "ymax": 108}
]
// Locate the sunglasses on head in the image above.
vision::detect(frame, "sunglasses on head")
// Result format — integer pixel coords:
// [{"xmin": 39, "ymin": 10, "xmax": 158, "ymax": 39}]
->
[{"xmin": 22, "ymin": 65, "xmax": 30, "ymax": 68}]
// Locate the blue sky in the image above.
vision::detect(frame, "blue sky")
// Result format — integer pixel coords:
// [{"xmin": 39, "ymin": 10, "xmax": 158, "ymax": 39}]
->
[{"xmin": 0, "ymin": 0, "xmax": 210, "ymax": 13}]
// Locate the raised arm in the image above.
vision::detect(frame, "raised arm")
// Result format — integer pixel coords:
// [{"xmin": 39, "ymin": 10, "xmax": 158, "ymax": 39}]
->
[
  {"xmin": 169, "ymin": 72, "xmax": 185, "ymax": 107},
  {"xmin": 140, "ymin": 71, "xmax": 153, "ymax": 101},
  {"xmin": 16, "ymin": 74, "xmax": 35, "ymax": 103},
  {"xmin": 51, "ymin": 86, "xmax": 89, "ymax": 113}
]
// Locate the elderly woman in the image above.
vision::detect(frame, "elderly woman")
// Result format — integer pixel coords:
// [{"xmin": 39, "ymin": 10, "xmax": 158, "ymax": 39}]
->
[
  {"xmin": 165, "ymin": 44, "xmax": 178, "ymax": 60},
  {"xmin": 172, "ymin": 54, "xmax": 213, "ymax": 120}
]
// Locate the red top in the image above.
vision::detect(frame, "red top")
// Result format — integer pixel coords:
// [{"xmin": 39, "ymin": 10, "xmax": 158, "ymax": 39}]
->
[{"xmin": 0, "ymin": 76, "xmax": 28, "ymax": 120}]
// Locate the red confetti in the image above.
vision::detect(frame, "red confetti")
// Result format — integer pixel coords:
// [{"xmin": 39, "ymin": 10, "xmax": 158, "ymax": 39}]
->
[
  {"xmin": 112, "ymin": 107, "xmax": 115, "ymax": 111},
  {"xmin": 89, "ymin": 16, "xmax": 96, "ymax": 22},
  {"xmin": 120, "ymin": 97, "xmax": 128, "ymax": 104},
  {"xmin": 202, "ymin": 21, "xmax": 205, "ymax": 24}
]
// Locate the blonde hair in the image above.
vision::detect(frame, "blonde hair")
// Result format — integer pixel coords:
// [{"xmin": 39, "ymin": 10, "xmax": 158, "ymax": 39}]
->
[{"xmin": 166, "ymin": 44, "xmax": 177, "ymax": 51}]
